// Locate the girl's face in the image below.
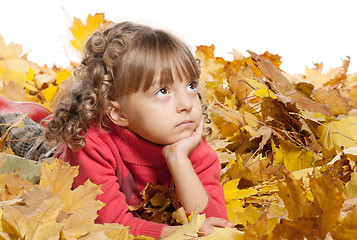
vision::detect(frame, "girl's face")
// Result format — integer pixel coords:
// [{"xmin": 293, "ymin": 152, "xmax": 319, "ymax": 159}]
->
[{"xmin": 123, "ymin": 77, "xmax": 202, "ymax": 145}]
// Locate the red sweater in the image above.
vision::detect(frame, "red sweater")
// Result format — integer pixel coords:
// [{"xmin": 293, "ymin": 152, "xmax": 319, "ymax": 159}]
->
[{"xmin": 63, "ymin": 123, "xmax": 228, "ymax": 239}]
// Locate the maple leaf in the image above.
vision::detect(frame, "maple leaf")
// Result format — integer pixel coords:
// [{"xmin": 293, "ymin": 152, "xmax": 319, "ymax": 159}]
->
[
  {"xmin": 314, "ymin": 88, "xmax": 352, "ymax": 116},
  {"xmin": 304, "ymin": 58, "xmax": 350, "ymax": 89},
  {"xmin": 70, "ymin": 13, "xmax": 107, "ymax": 52},
  {"xmin": 344, "ymin": 171, "xmax": 357, "ymax": 199},
  {"xmin": 248, "ymin": 50, "xmax": 332, "ymax": 116},
  {"xmin": 277, "ymin": 166, "xmax": 310, "ymax": 220},
  {"xmin": 243, "ymin": 212, "xmax": 278, "ymax": 240},
  {"xmin": 164, "ymin": 209, "xmax": 205, "ymax": 239},
  {"xmin": 129, "ymin": 183, "xmax": 181, "ymax": 226},
  {"xmin": 0, "ymin": 159, "xmax": 133, "ymax": 239},
  {"xmin": 272, "ymin": 140, "xmax": 314, "ymax": 172},
  {"xmin": 0, "ymin": 172, "xmax": 32, "ymax": 201},
  {"xmin": 317, "ymin": 111, "xmax": 357, "ymax": 152},
  {"xmin": 2, "ymin": 193, "xmax": 63, "ymax": 239},
  {"xmin": 309, "ymin": 170, "xmax": 344, "ymax": 237},
  {"xmin": 204, "ymin": 226, "xmax": 244, "ymax": 240},
  {"xmin": 332, "ymin": 205, "xmax": 357, "ymax": 239}
]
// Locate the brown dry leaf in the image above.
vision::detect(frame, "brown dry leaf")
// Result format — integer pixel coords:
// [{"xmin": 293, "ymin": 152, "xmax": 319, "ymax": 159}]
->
[
  {"xmin": 129, "ymin": 183, "xmax": 181, "ymax": 226},
  {"xmin": 314, "ymin": 88, "xmax": 352, "ymax": 116},
  {"xmin": 304, "ymin": 59, "xmax": 350, "ymax": 89},
  {"xmin": 171, "ymin": 207, "xmax": 188, "ymax": 225},
  {"xmin": 248, "ymin": 50, "xmax": 332, "ymax": 116},
  {"xmin": 272, "ymin": 217, "xmax": 317, "ymax": 239},
  {"xmin": 309, "ymin": 170, "xmax": 344, "ymax": 237},
  {"xmin": 247, "ymin": 50, "xmax": 295, "ymax": 95}
]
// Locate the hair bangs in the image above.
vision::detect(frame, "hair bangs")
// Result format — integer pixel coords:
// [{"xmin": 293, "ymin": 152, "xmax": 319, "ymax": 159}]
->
[
  {"xmin": 140, "ymin": 31, "xmax": 200, "ymax": 92},
  {"xmin": 113, "ymin": 28, "xmax": 200, "ymax": 97}
]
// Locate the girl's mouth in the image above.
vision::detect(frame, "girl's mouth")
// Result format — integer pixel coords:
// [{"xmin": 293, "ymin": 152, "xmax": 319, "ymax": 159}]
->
[{"xmin": 175, "ymin": 120, "xmax": 193, "ymax": 128}]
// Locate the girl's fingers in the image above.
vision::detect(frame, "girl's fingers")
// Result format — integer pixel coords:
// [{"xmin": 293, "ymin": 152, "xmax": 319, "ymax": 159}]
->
[
  {"xmin": 198, "ymin": 218, "xmax": 234, "ymax": 237},
  {"xmin": 205, "ymin": 217, "xmax": 234, "ymax": 228}
]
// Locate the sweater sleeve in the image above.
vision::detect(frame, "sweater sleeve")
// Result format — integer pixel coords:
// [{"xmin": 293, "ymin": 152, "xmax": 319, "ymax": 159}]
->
[
  {"xmin": 188, "ymin": 138, "xmax": 228, "ymax": 220},
  {"xmin": 64, "ymin": 131, "xmax": 166, "ymax": 239}
]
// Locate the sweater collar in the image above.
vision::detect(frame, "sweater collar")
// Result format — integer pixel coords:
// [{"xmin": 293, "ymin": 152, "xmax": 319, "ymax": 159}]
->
[{"xmin": 112, "ymin": 124, "xmax": 166, "ymax": 166}]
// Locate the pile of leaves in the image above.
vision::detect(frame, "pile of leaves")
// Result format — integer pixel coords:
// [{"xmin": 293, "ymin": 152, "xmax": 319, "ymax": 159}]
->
[{"xmin": 1, "ymin": 12, "xmax": 357, "ymax": 239}]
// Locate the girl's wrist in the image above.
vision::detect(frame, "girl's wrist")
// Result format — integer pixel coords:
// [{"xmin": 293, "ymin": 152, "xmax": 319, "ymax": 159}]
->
[
  {"xmin": 160, "ymin": 225, "xmax": 180, "ymax": 238},
  {"xmin": 164, "ymin": 151, "xmax": 190, "ymax": 165}
]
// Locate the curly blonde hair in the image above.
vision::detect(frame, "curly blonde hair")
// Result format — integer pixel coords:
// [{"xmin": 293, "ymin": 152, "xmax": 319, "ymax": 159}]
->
[{"xmin": 45, "ymin": 22, "xmax": 201, "ymax": 151}]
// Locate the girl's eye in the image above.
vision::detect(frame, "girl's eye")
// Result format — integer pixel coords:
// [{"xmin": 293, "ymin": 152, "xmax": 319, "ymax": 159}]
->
[
  {"xmin": 187, "ymin": 81, "xmax": 197, "ymax": 92},
  {"xmin": 155, "ymin": 87, "xmax": 169, "ymax": 97}
]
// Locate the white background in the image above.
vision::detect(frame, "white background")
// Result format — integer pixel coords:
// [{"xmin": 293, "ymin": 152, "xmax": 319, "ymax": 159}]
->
[{"xmin": 1, "ymin": 0, "xmax": 356, "ymax": 74}]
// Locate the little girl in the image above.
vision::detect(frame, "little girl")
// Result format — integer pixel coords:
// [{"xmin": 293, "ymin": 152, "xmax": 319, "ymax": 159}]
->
[{"xmin": 45, "ymin": 22, "xmax": 230, "ymax": 239}]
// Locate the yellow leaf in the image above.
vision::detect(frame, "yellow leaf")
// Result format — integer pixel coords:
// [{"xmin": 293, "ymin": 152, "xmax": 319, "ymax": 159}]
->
[
  {"xmin": 39, "ymin": 158, "xmax": 78, "ymax": 197},
  {"xmin": 42, "ymin": 83, "xmax": 58, "ymax": 104},
  {"xmin": 317, "ymin": 111, "xmax": 357, "ymax": 152},
  {"xmin": 165, "ymin": 209, "xmax": 205, "ymax": 240},
  {"xmin": 0, "ymin": 172, "xmax": 33, "ymax": 201},
  {"xmin": 277, "ymin": 167, "xmax": 309, "ymax": 220},
  {"xmin": 2, "ymin": 196, "xmax": 63, "ymax": 239},
  {"xmin": 26, "ymin": 67, "xmax": 34, "ymax": 81},
  {"xmin": 70, "ymin": 13, "xmax": 106, "ymax": 52},
  {"xmin": 80, "ymin": 224, "xmax": 134, "ymax": 240},
  {"xmin": 226, "ymin": 200, "xmax": 244, "ymax": 225},
  {"xmin": 237, "ymin": 204, "xmax": 261, "ymax": 227},
  {"xmin": 56, "ymin": 69, "xmax": 71, "ymax": 85},
  {"xmin": 223, "ymin": 179, "xmax": 258, "ymax": 203},
  {"xmin": 61, "ymin": 179, "xmax": 103, "ymax": 214},
  {"xmin": 345, "ymin": 171, "xmax": 357, "ymax": 199},
  {"xmin": 332, "ymin": 206, "xmax": 357, "ymax": 239},
  {"xmin": 244, "ymin": 212, "xmax": 278, "ymax": 239},
  {"xmin": 204, "ymin": 227, "xmax": 244, "ymax": 240},
  {"xmin": 273, "ymin": 140, "xmax": 314, "ymax": 172}
]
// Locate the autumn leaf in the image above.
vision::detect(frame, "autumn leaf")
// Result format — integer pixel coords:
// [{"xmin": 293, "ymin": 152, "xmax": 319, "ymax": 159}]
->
[
  {"xmin": 70, "ymin": 13, "xmax": 107, "ymax": 52},
  {"xmin": 2, "ymin": 11, "xmax": 357, "ymax": 240},
  {"xmin": 164, "ymin": 209, "xmax": 205, "ymax": 240},
  {"xmin": 317, "ymin": 111, "xmax": 357, "ymax": 152},
  {"xmin": 0, "ymin": 172, "xmax": 32, "ymax": 201},
  {"xmin": 314, "ymin": 88, "xmax": 352, "ymax": 116},
  {"xmin": 277, "ymin": 166, "xmax": 309, "ymax": 220},
  {"xmin": 309, "ymin": 170, "xmax": 344, "ymax": 237},
  {"xmin": 344, "ymin": 171, "xmax": 357, "ymax": 199},
  {"xmin": 272, "ymin": 140, "xmax": 314, "ymax": 172}
]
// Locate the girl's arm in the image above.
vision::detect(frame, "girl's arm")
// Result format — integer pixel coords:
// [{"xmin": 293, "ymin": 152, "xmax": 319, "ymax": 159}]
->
[
  {"xmin": 162, "ymin": 118, "xmax": 208, "ymax": 212},
  {"xmin": 162, "ymin": 118, "xmax": 227, "ymax": 217},
  {"xmin": 162, "ymin": 118, "xmax": 231, "ymax": 237}
]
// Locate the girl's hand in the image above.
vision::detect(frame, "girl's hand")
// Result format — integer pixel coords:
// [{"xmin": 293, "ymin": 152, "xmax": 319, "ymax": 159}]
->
[
  {"xmin": 162, "ymin": 117, "xmax": 204, "ymax": 160},
  {"xmin": 198, "ymin": 217, "xmax": 234, "ymax": 237}
]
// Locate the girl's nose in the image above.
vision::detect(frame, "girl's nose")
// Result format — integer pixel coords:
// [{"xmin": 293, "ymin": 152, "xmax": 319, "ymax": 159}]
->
[{"xmin": 176, "ymin": 93, "xmax": 193, "ymax": 113}]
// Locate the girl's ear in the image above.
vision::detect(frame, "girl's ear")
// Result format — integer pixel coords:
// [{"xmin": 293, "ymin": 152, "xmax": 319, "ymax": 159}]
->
[{"xmin": 108, "ymin": 101, "xmax": 129, "ymax": 127}]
